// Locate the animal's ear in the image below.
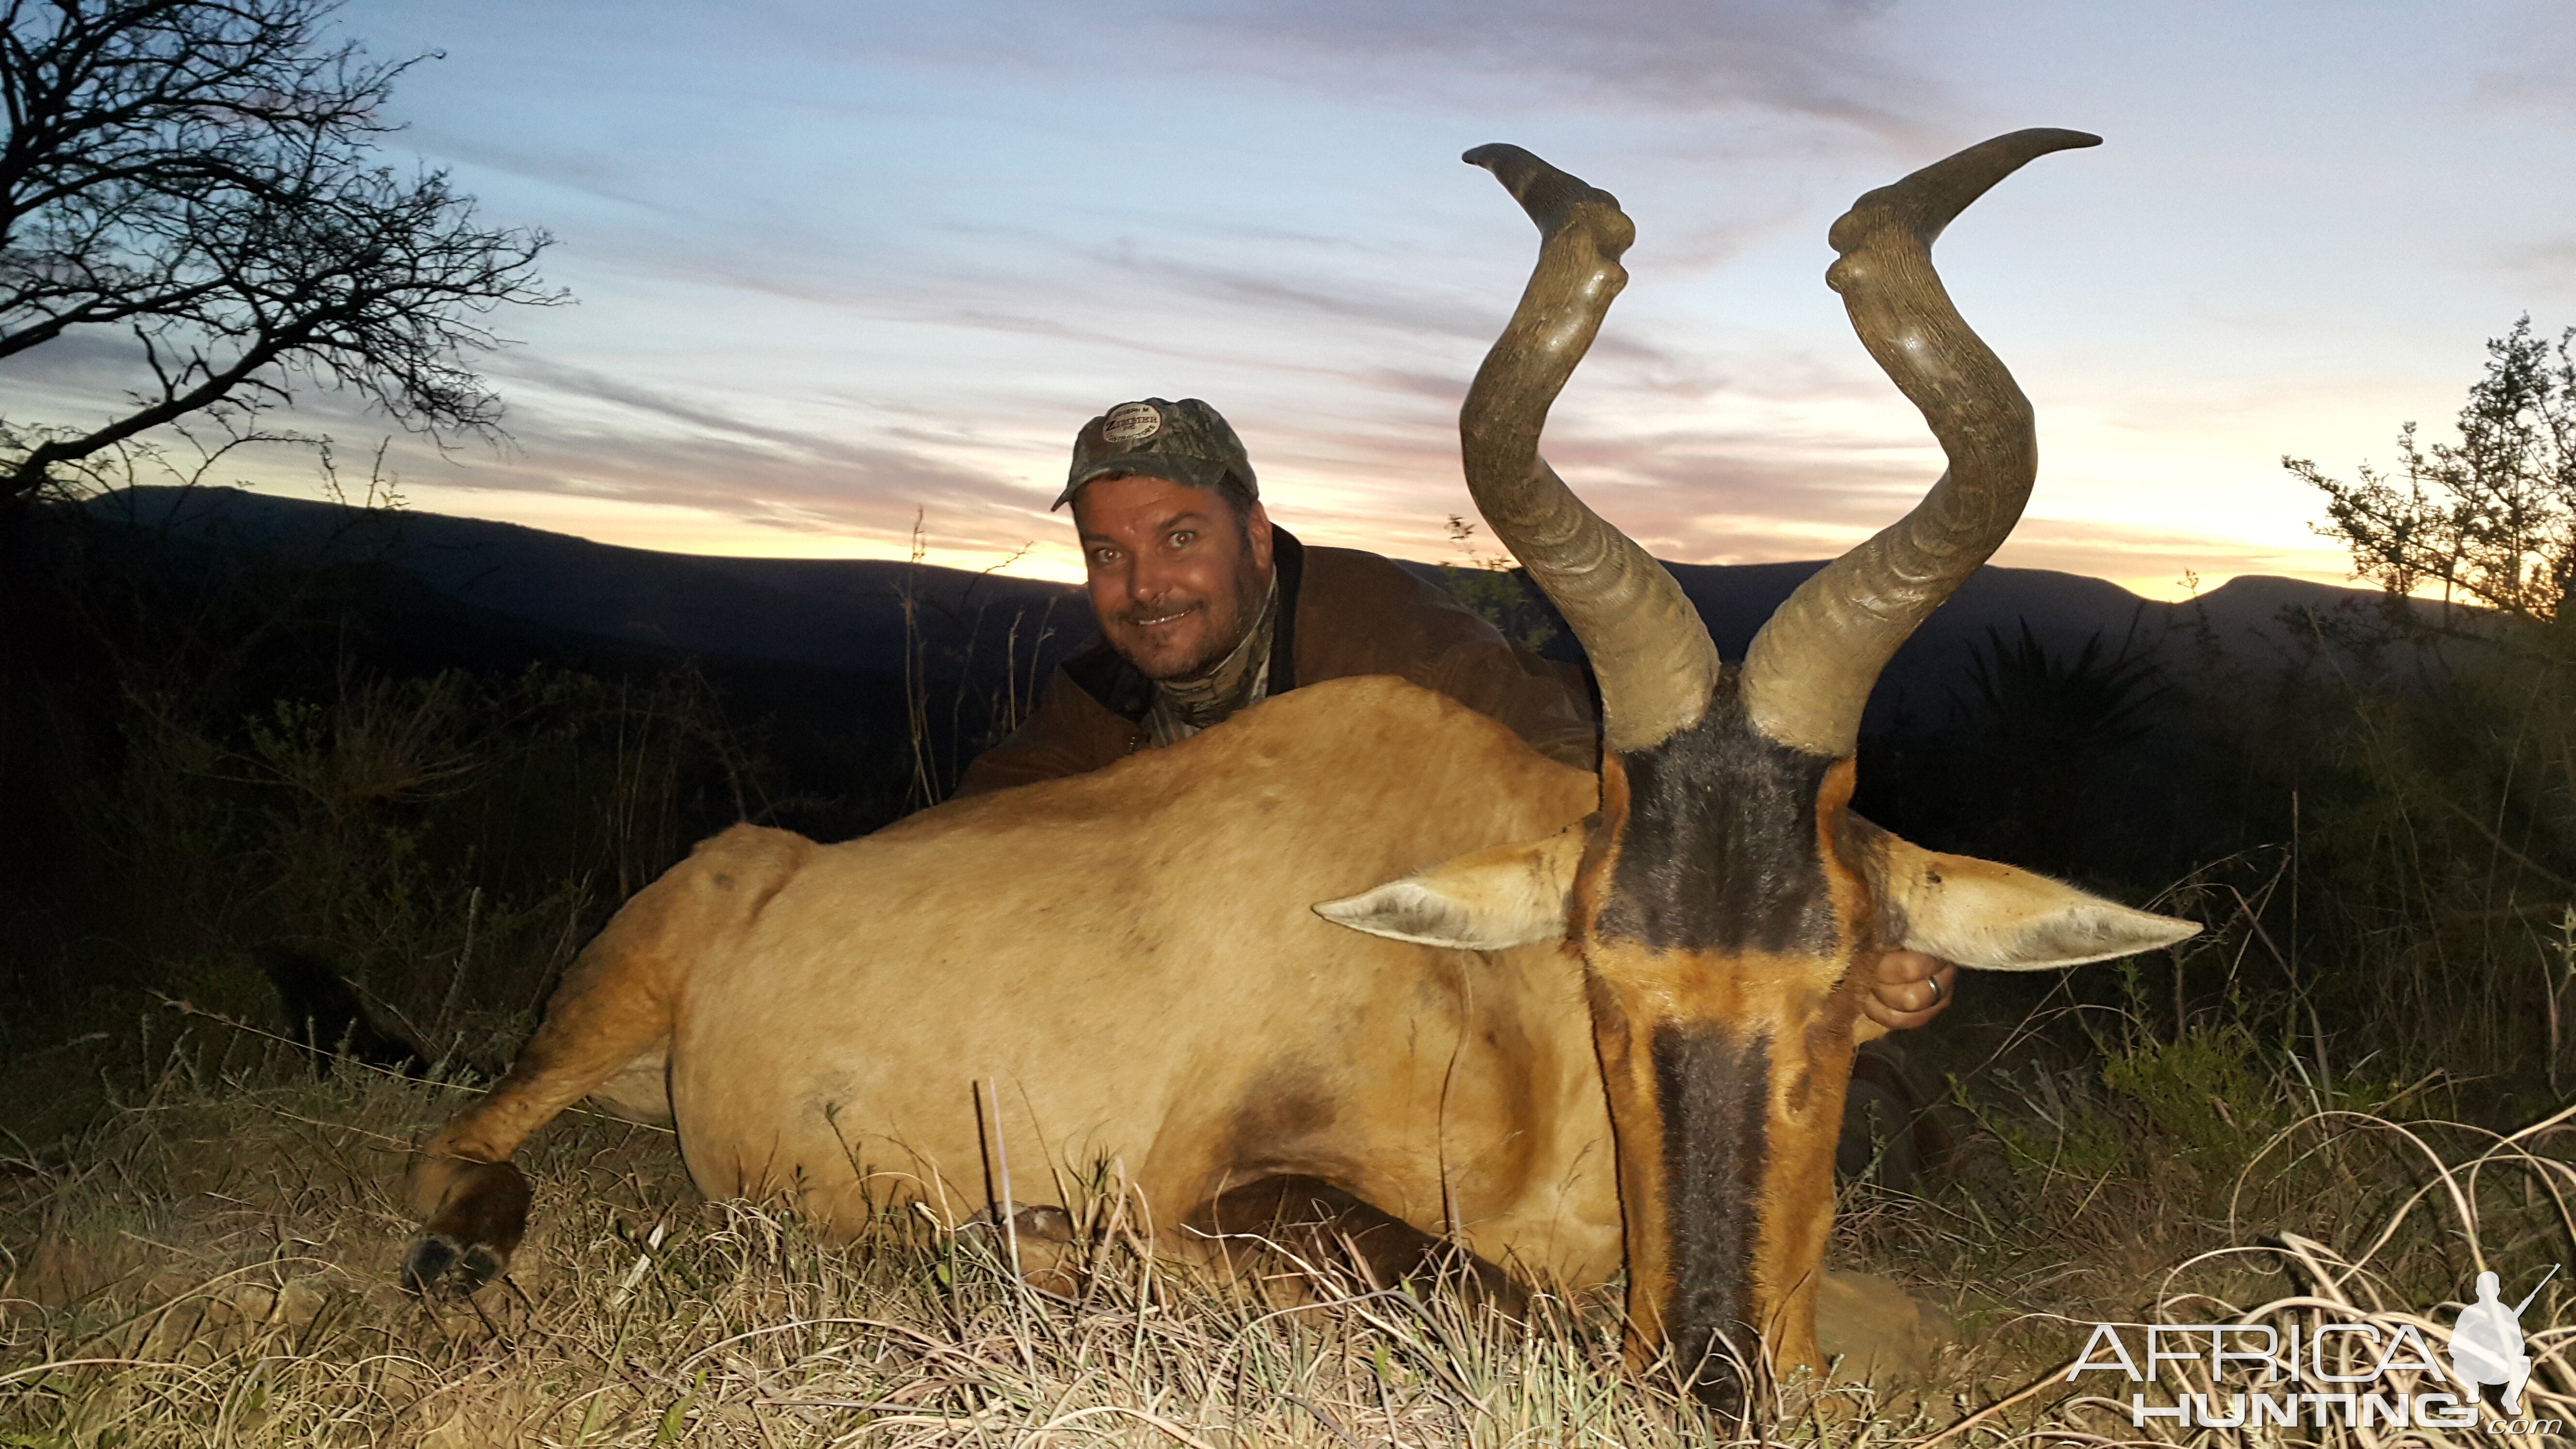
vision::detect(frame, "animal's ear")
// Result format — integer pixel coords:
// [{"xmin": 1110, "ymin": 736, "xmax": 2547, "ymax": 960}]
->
[
  {"xmin": 1865, "ymin": 827, "xmax": 2200, "ymax": 970},
  {"xmin": 1313, "ymin": 821, "xmax": 1587, "ymax": 950}
]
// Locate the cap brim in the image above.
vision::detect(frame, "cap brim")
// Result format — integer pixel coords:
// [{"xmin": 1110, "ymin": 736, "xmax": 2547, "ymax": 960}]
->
[{"xmin": 1053, "ymin": 453, "xmax": 1232, "ymax": 509}]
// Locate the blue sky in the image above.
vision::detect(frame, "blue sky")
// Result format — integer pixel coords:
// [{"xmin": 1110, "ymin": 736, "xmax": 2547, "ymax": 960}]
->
[{"xmin": 14, "ymin": 0, "xmax": 2576, "ymax": 595}]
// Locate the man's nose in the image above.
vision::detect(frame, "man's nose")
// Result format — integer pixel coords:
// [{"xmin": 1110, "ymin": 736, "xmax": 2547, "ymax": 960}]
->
[{"xmin": 1127, "ymin": 554, "xmax": 1178, "ymax": 603}]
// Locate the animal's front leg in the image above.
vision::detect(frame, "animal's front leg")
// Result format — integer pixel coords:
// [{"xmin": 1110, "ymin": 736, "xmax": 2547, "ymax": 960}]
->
[
  {"xmin": 401, "ymin": 823, "xmax": 809, "ymax": 1294},
  {"xmin": 1181, "ymin": 1175, "xmax": 1529, "ymax": 1316}
]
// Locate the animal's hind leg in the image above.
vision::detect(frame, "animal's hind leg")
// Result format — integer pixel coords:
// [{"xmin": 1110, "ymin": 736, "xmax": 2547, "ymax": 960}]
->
[
  {"xmin": 1187, "ymin": 1176, "xmax": 1528, "ymax": 1317},
  {"xmin": 403, "ymin": 824, "xmax": 811, "ymax": 1294}
]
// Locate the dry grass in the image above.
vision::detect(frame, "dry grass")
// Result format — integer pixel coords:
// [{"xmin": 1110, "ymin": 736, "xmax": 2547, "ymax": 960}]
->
[{"xmin": 1, "ymin": 1026, "xmax": 2571, "ymax": 1448}]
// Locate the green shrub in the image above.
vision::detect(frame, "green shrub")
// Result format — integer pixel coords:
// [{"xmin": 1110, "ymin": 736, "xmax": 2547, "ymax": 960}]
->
[{"xmin": 2100, "ymin": 1026, "xmax": 2278, "ymax": 1171}]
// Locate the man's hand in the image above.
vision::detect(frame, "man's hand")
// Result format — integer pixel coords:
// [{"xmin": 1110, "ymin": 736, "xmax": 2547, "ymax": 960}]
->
[{"xmin": 1862, "ymin": 950, "xmax": 1959, "ymax": 1032}]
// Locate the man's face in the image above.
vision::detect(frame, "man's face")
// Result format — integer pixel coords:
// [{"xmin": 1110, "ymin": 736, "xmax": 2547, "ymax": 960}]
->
[{"xmin": 1073, "ymin": 473, "xmax": 1274, "ymax": 680}]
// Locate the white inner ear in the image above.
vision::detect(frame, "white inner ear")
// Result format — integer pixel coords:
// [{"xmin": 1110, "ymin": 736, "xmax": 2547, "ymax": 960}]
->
[
  {"xmin": 1877, "ymin": 835, "xmax": 2201, "ymax": 971},
  {"xmin": 1313, "ymin": 824, "xmax": 1583, "ymax": 951},
  {"xmin": 1906, "ymin": 896, "xmax": 2201, "ymax": 971}
]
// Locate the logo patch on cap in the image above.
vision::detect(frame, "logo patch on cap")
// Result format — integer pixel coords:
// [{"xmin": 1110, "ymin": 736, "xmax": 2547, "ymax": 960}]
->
[{"xmin": 1102, "ymin": 402, "xmax": 1163, "ymax": 445}]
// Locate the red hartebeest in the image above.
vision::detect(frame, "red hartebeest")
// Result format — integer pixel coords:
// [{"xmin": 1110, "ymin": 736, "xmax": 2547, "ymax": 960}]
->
[{"xmin": 399, "ymin": 130, "xmax": 2195, "ymax": 1407}]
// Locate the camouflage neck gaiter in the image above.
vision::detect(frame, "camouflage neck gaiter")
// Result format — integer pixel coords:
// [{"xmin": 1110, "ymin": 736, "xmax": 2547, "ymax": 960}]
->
[{"xmin": 1143, "ymin": 573, "xmax": 1278, "ymax": 749}]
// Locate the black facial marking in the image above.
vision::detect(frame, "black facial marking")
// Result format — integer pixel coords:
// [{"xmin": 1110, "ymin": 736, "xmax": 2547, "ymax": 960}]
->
[
  {"xmin": 1652, "ymin": 1021, "xmax": 1771, "ymax": 1410},
  {"xmin": 1599, "ymin": 687, "xmax": 1837, "ymax": 954}
]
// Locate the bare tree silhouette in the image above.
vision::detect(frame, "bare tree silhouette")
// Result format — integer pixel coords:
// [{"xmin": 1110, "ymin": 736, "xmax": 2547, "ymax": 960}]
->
[{"xmin": 0, "ymin": 0, "xmax": 564, "ymax": 509}]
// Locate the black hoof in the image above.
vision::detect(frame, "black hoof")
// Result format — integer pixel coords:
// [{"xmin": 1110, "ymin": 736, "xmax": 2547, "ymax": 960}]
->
[
  {"xmin": 401, "ymin": 1234, "xmax": 505, "ymax": 1296},
  {"xmin": 964, "ymin": 1201, "xmax": 1080, "ymax": 1245},
  {"xmin": 402, "ymin": 1156, "xmax": 531, "ymax": 1298},
  {"xmin": 1011, "ymin": 1203, "xmax": 1077, "ymax": 1243}
]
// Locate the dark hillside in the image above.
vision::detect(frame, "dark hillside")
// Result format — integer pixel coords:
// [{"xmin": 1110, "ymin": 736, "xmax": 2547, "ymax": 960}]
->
[
  {"xmin": 58, "ymin": 483, "xmax": 2414, "ymax": 891},
  {"xmin": 80, "ymin": 485, "xmax": 1087, "ymax": 685},
  {"xmin": 94, "ymin": 483, "xmax": 2389, "ymax": 709}
]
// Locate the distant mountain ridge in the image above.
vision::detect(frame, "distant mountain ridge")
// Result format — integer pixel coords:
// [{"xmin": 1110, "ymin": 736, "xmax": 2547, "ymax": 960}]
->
[
  {"xmin": 82, "ymin": 486, "xmax": 2390, "ymax": 720},
  {"xmin": 80, "ymin": 485, "xmax": 1085, "ymax": 685}
]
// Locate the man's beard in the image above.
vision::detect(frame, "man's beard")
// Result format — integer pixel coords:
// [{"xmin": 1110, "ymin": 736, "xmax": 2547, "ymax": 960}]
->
[{"xmin": 1115, "ymin": 565, "xmax": 1271, "ymax": 682}]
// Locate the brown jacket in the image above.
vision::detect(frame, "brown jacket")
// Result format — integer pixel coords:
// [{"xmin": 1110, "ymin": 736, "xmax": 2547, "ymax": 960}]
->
[{"xmin": 954, "ymin": 529, "xmax": 1597, "ymax": 796}]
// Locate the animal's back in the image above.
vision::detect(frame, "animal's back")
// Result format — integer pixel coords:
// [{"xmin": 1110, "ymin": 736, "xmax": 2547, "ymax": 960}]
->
[{"xmin": 667, "ymin": 676, "xmax": 1601, "ymax": 1243}]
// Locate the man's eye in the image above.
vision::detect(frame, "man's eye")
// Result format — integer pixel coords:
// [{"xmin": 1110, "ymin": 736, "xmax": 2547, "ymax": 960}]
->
[{"xmin": 1170, "ymin": 531, "xmax": 1194, "ymax": 547}]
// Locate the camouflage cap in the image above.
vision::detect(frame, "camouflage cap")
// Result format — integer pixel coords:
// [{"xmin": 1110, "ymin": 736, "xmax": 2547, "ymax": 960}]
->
[{"xmin": 1053, "ymin": 398, "xmax": 1257, "ymax": 510}]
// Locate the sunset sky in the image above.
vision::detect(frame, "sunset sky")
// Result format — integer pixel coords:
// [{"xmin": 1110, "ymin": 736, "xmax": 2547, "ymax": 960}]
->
[{"xmin": 15, "ymin": 0, "xmax": 2576, "ymax": 596}]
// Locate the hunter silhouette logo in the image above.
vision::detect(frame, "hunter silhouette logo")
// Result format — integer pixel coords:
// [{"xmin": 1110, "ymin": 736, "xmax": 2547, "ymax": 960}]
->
[
  {"xmin": 2452, "ymin": 1266, "xmax": 2553, "ymax": 1416},
  {"xmin": 2066, "ymin": 1264, "xmax": 2562, "ymax": 1433}
]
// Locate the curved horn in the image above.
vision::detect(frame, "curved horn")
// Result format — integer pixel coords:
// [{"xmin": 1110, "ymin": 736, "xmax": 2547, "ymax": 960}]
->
[
  {"xmin": 1460, "ymin": 144, "xmax": 1721, "ymax": 754},
  {"xmin": 1738, "ymin": 128, "xmax": 2101, "ymax": 758}
]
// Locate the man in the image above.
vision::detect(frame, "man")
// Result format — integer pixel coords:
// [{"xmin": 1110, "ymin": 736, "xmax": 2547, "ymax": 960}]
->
[
  {"xmin": 956, "ymin": 397, "xmax": 1597, "ymax": 788},
  {"xmin": 957, "ymin": 397, "xmax": 1957, "ymax": 1034}
]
